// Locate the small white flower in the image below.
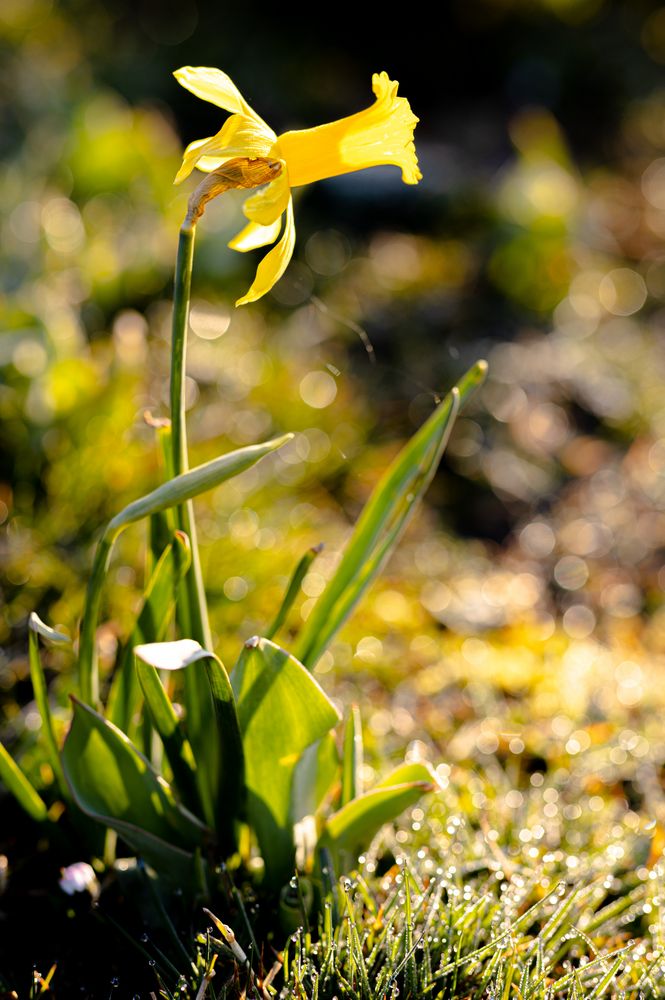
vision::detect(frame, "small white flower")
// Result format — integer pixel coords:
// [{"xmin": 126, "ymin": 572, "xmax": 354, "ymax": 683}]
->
[{"xmin": 59, "ymin": 861, "xmax": 99, "ymax": 898}]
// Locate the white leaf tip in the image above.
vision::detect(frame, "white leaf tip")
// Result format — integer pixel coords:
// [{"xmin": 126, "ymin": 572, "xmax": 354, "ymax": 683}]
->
[
  {"xmin": 29, "ymin": 611, "xmax": 71, "ymax": 644},
  {"xmin": 134, "ymin": 638, "xmax": 213, "ymax": 671}
]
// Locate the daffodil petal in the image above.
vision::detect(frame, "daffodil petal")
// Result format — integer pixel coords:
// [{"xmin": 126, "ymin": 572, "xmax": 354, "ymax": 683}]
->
[
  {"xmin": 175, "ymin": 131, "xmax": 232, "ymax": 184},
  {"xmin": 242, "ymin": 167, "xmax": 290, "ymax": 225},
  {"xmin": 236, "ymin": 198, "xmax": 295, "ymax": 306},
  {"xmin": 194, "ymin": 154, "xmax": 237, "ymax": 173},
  {"xmin": 228, "ymin": 217, "xmax": 282, "ymax": 253},
  {"xmin": 174, "ymin": 114, "xmax": 276, "ymax": 183},
  {"xmin": 174, "ymin": 66, "xmax": 273, "ymax": 134}
]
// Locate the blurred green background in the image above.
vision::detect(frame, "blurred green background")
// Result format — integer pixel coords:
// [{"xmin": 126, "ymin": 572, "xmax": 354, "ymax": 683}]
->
[{"xmin": 3, "ymin": 0, "xmax": 665, "ymax": 799}]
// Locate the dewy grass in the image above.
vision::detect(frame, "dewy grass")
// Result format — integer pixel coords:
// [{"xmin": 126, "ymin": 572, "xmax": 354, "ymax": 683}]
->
[{"xmin": 163, "ymin": 772, "xmax": 665, "ymax": 998}]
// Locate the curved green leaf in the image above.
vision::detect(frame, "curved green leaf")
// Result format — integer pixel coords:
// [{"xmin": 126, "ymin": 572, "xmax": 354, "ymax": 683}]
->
[
  {"xmin": 231, "ymin": 636, "xmax": 341, "ymax": 886},
  {"xmin": 62, "ymin": 697, "xmax": 207, "ymax": 873},
  {"xmin": 321, "ymin": 780, "xmax": 434, "ymax": 864},
  {"xmin": 107, "ymin": 434, "xmax": 293, "ymax": 536},
  {"xmin": 374, "ymin": 760, "xmax": 441, "ymax": 790}
]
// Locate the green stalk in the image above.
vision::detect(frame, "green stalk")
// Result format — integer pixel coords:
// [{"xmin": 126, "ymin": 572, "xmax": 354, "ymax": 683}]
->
[
  {"xmin": 79, "ymin": 534, "xmax": 113, "ymax": 706},
  {"xmin": 170, "ymin": 224, "xmax": 194, "ymax": 478},
  {"xmin": 170, "ymin": 222, "xmax": 212, "ymax": 650}
]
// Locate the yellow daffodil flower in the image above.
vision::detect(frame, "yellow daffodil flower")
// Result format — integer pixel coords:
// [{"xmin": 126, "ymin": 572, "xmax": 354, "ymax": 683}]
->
[{"xmin": 173, "ymin": 66, "xmax": 422, "ymax": 306}]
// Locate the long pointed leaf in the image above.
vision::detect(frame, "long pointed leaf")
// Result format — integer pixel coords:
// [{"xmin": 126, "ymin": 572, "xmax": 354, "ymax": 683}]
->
[
  {"xmin": 79, "ymin": 432, "xmax": 292, "ymax": 706},
  {"xmin": 265, "ymin": 544, "xmax": 323, "ymax": 641},
  {"xmin": 106, "ymin": 531, "xmax": 191, "ymax": 734},
  {"xmin": 134, "ymin": 640, "xmax": 244, "ymax": 853},
  {"xmin": 108, "ymin": 434, "xmax": 293, "ymax": 536},
  {"xmin": 231, "ymin": 636, "xmax": 341, "ymax": 886},
  {"xmin": 295, "ymin": 361, "xmax": 487, "ymax": 668}
]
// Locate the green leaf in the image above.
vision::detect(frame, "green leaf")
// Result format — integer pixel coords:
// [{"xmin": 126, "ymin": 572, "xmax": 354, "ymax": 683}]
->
[
  {"xmin": 374, "ymin": 760, "xmax": 441, "ymax": 790},
  {"xmin": 62, "ymin": 697, "xmax": 207, "ymax": 874},
  {"xmin": 294, "ymin": 361, "xmax": 487, "ymax": 668},
  {"xmin": 231, "ymin": 637, "xmax": 341, "ymax": 886},
  {"xmin": 107, "ymin": 434, "xmax": 293, "ymax": 537},
  {"xmin": 341, "ymin": 705, "xmax": 363, "ymax": 807},
  {"xmin": 135, "ymin": 657, "xmax": 200, "ymax": 816},
  {"xmin": 28, "ymin": 612, "xmax": 69, "ymax": 798},
  {"xmin": 134, "ymin": 640, "xmax": 244, "ymax": 853},
  {"xmin": 111, "ymin": 820, "xmax": 200, "ymax": 886},
  {"xmin": 79, "ymin": 432, "xmax": 293, "ymax": 706},
  {"xmin": 321, "ymin": 762, "xmax": 439, "ymax": 865},
  {"xmin": 0, "ymin": 742, "xmax": 48, "ymax": 822},
  {"xmin": 291, "ymin": 732, "xmax": 340, "ymax": 873},
  {"xmin": 292, "ymin": 731, "xmax": 340, "ymax": 824},
  {"xmin": 106, "ymin": 532, "xmax": 191, "ymax": 735},
  {"xmin": 265, "ymin": 543, "xmax": 323, "ymax": 640}
]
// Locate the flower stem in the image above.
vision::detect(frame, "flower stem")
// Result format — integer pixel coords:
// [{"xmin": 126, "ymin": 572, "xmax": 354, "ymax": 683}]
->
[
  {"xmin": 170, "ymin": 222, "xmax": 212, "ymax": 649},
  {"xmin": 170, "ymin": 223, "xmax": 194, "ymax": 477},
  {"xmin": 79, "ymin": 532, "xmax": 113, "ymax": 706},
  {"xmin": 78, "ymin": 222, "xmax": 212, "ymax": 707}
]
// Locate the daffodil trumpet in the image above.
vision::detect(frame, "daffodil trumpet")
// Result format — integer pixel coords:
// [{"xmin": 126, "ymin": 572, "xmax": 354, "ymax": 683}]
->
[{"xmin": 174, "ymin": 66, "xmax": 421, "ymax": 306}]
